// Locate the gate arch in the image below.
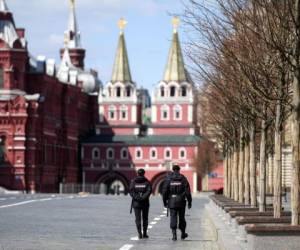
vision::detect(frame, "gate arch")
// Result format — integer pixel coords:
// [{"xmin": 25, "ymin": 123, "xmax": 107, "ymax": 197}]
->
[
  {"xmin": 96, "ymin": 171, "xmax": 130, "ymax": 195},
  {"xmin": 151, "ymin": 171, "xmax": 169, "ymax": 195}
]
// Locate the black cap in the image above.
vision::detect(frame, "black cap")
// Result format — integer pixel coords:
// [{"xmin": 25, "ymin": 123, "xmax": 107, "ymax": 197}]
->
[
  {"xmin": 172, "ymin": 165, "xmax": 180, "ymax": 172},
  {"xmin": 137, "ymin": 168, "xmax": 145, "ymax": 176}
]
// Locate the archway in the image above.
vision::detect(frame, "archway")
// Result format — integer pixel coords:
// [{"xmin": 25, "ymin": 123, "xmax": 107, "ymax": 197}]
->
[
  {"xmin": 96, "ymin": 171, "xmax": 129, "ymax": 195},
  {"xmin": 151, "ymin": 171, "xmax": 170, "ymax": 195}
]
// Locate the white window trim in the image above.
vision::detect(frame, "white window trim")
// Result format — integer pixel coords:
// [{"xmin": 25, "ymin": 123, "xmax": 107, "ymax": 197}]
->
[
  {"xmin": 180, "ymin": 85, "xmax": 188, "ymax": 97},
  {"xmin": 108, "ymin": 105, "xmax": 117, "ymax": 120},
  {"xmin": 116, "ymin": 86, "xmax": 122, "ymax": 97},
  {"xmin": 121, "ymin": 148, "xmax": 128, "ymax": 159},
  {"xmin": 135, "ymin": 147, "xmax": 143, "ymax": 160},
  {"xmin": 150, "ymin": 147, "xmax": 157, "ymax": 159},
  {"xmin": 120, "ymin": 105, "xmax": 128, "ymax": 120},
  {"xmin": 169, "ymin": 85, "xmax": 177, "ymax": 97},
  {"xmin": 160, "ymin": 87, "xmax": 165, "ymax": 97},
  {"xmin": 164, "ymin": 148, "xmax": 172, "ymax": 160},
  {"xmin": 161, "ymin": 105, "xmax": 170, "ymax": 121},
  {"xmin": 179, "ymin": 147, "xmax": 186, "ymax": 159},
  {"xmin": 92, "ymin": 148, "xmax": 100, "ymax": 160},
  {"xmin": 106, "ymin": 148, "xmax": 114, "ymax": 160},
  {"xmin": 173, "ymin": 105, "xmax": 182, "ymax": 120}
]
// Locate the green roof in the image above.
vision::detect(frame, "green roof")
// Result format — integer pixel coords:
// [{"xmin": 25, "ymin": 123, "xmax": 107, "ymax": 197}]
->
[{"xmin": 83, "ymin": 135, "xmax": 202, "ymax": 146}]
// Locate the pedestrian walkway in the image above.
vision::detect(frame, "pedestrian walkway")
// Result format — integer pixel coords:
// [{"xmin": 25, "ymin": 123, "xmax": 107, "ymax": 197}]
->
[
  {"xmin": 0, "ymin": 194, "xmax": 220, "ymax": 250},
  {"xmin": 124, "ymin": 196, "xmax": 219, "ymax": 250}
]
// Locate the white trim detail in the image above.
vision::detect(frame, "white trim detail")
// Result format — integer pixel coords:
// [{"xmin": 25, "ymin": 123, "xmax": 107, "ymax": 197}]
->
[
  {"xmin": 188, "ymin": 105, "xmax": 193, "ymax": 122},
  {"xmin": 108, "ymin": 105, "xmax": 116, "ymax": 120},
  {"xmin": 92, "ymin": 147, "xmax": 100, "ymax": 160},
  {"xmin": 121, "ymin": 147, "xmax": 128, "ymax": 159},
  {"xmin": 173, "ymin": 104, "xmax": 182, "ymax": 120},
  {"xmin": 106, "ymin": 148, "xmax": 114, "ymax": 159},
  {"xmin": 135, "ymin": 147, "xmax": 143, "ymax": 160},
  {"xmin": 131, "ymin": 105, "xmax": 137, "ymax": 123},
  {"xmin": 13, "ymin": 137, "xmax": 26, "ymax": 141},
  {"xmin": 99, "ymin": 106, "xmax": 104, "ymax": 122},
  {"xmin": 164, "ymin": 147, "xmax": 172, "ymax": 160},
  {"xmin": 179, "ymin": 147, "xmax": 186, "ymax": 159},
  {"xmin": 161, "ymin": 104, "xmax": 170, "ymax": 121},
  {"xmin": 193, "ymin": 172, "xmax": 198, "ymax": 193},
  {"xmin": 150, "ymin": 147, "xmax": 157, "ymax": 159},
  {"xmin": 120, "ymin": 105, "xmax": 128, "ymax": 121},
  {"xmin": 152, "ymin": 105, "xmax": 157, "ymax": 123}
]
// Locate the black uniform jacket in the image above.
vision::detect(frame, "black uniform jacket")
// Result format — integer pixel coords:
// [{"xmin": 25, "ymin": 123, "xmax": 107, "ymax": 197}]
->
[
  {"xmin": 162, "ymin": 172, "xmax": 192, "ymax": 209},
  {"xmin": 129, "ymin": 176, "xmax": 152, "ymax": 208}
]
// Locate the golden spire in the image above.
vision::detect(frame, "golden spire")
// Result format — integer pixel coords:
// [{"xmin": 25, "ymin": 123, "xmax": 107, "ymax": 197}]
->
[
  {"xmin": 111, "ymin": 18, "xmax": 132, "ymax": 83},
  {"xmin": 118, "ymin": 18, "xmax": 127, "ymax": 33},
  {"xmin": 69, "ymin": 0, "xmax": 75, "ymax": 9},
  {"xmin": 172, "ymin": 16, "xmax": 180, "ymax": 33},
  {"xmin": 163, "ymin": 17, "xmax": 189, "ymax": 83}
]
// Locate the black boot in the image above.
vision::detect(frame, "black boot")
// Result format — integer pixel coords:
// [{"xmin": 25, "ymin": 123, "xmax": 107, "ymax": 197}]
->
[
  {"xmin": 143, "ymin": 226, "xmax": 149, "ymax": 238},
  {"xmin": 172, "ymin": 229, "xmax": 177, "ymax": 241},
  {"xmin": 137, "ymin": 225, "xmax": 143, "ymax": 239},
  {"xmin": 181, "ymin": 230, "xmax": 188, "ymax": 240}
]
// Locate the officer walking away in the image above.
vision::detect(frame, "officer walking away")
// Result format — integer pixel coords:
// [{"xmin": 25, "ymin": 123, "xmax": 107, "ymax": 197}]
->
[
  {"xmin": 129, "ymin": 169, "xmax": 152, "ymax": 239},
  {"xmin": 162, "ymin": 164, "xmax": 192, "ymax": 241}
]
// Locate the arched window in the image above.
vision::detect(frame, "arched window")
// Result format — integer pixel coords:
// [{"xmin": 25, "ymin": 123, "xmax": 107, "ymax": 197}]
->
[
  {"xmin": 179, "ymin": 148, "xmax": 186, "ymax": 159},
  {"xmin": 126, "ymin": 86, "xmax": 131, "ymax": 97},
  {"xmin": 108, "ymin": 105, "xmax": 116, "ymax": 120},
  {"xmin": 92, "ymin": 148, "xmax": 100, "ymax": 159},
  {"xmin": 173, "ymin": 105, "xmax": 182, "ymax": 120},
  {"xmin": 170, "ymin": 86, "xmax": 176, "ymax": 97},
  {"xmin": 116, "ymin": 87, "xmax": 121, "ymax": 97},
  {"xmin": 121, "ymin": 148, "xmax": 128, "ymax": 159},
  {"xmin": 0, "ymin": 135, "xmax": 6, "ymax": 164},
  {"xmin": 107, "ymin": 148, "xmax": 114, "ymax": 159},
  {"xmin": 161, "ymin": 105, "xmax": 169, "ymax": 120},
  {"xmin": 135, "ymin": 148, "xmax": 143, "ymax": 159},
  {"xmin": 120, "ymin": 105, "xmax": 128, "ymax": 120},
  {"xmin": 181, "ymin": 86, "xmax": 187, "ymax": 97},
  {"xmin": 0, "ymin": 67, "xmax": 3, "ymax": 89},
  {"xmin": 164, "ymin": 148, "xmax": 172, "ymax": 160},
  {"xmin": 160, "ymin": 87, "xmax": 165, "ymax": 97},
  {"xmin": 150, "ymin": 147, "xmax": 157, "ymax": 159}
]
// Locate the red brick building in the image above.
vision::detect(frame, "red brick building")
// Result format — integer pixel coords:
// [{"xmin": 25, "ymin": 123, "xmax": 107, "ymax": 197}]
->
[
  {"xmin": 0, "ymin": 1, "xmax": 204, "ymax": 194},
  {"xmin": 0, "ymin": 0, "xmax": 100, "ymax": 193},
  {"xmin": 82, "ymin": 18, "xmax": 201, "ymax": 194}
]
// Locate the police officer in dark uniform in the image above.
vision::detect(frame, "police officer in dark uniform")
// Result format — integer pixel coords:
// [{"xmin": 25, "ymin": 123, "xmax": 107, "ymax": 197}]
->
[
  {"xmin": 162, "ymin": 164, "xmax": 192, "ymax": 241},
  {"xmin": 129, "ymin": 169, "xmax": 152, "ymax": 239}
]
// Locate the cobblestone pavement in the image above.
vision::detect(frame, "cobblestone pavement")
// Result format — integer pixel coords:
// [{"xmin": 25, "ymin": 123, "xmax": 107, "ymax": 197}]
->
[{"xmin": 0, "ymin": 194, "xmax": 219, "ymax": 250}]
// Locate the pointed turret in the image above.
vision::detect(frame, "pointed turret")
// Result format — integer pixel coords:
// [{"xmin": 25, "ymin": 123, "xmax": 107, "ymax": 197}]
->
[
  {"xmin": 0, "ymin": 0, "xmax": 9, "ymax": 12},
  {"xmin": 65, "ymin": 0, "xmax": 81, "ymax": 49},
  {"xmin": 0, "ymin": 0, "xmax": 25, "ymax": 49},
  {"xmin": 111, "ymin": 18, "xmax": 133, "ymax": 83},
  {"xmin": 163, "ymin": 17, "xmax": 188, "ymax": 83},
  {"xmin": 60, "ymin": 0, "xmax": 85, "ymax": 69}
]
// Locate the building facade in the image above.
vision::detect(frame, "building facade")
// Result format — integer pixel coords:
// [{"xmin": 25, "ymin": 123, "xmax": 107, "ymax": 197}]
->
[
  {"xmin": 0, "ymin": 1, "xmax": 203, "ymax": 194},
  {"xmin": 0, "ymin": 0, "xmax": 100, "ymax": 193},
  {"xmin": 81, "ymin": 18, "xmax": 201, "ymax": 194}
]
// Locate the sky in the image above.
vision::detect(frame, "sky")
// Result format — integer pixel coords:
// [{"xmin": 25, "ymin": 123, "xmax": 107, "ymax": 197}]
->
[{"xmin": 7, "ymin": 0, "xmax": 187, "ymax": 90}]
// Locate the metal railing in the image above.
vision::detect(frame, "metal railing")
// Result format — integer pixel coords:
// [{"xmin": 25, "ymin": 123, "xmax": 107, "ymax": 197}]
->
[{"xmin": 59, "ymin": 183, "xmax": 126, "ymax": 195}]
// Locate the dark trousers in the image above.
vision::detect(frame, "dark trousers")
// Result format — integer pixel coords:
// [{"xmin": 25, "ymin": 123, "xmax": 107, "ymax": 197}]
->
[
  {"xmin": 134, "ymin": 206, "xmax": 149, "ymax": 230},
  {"xmin": 170, "ymin": 207, "xmax": 186, "ymax": 231}
]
